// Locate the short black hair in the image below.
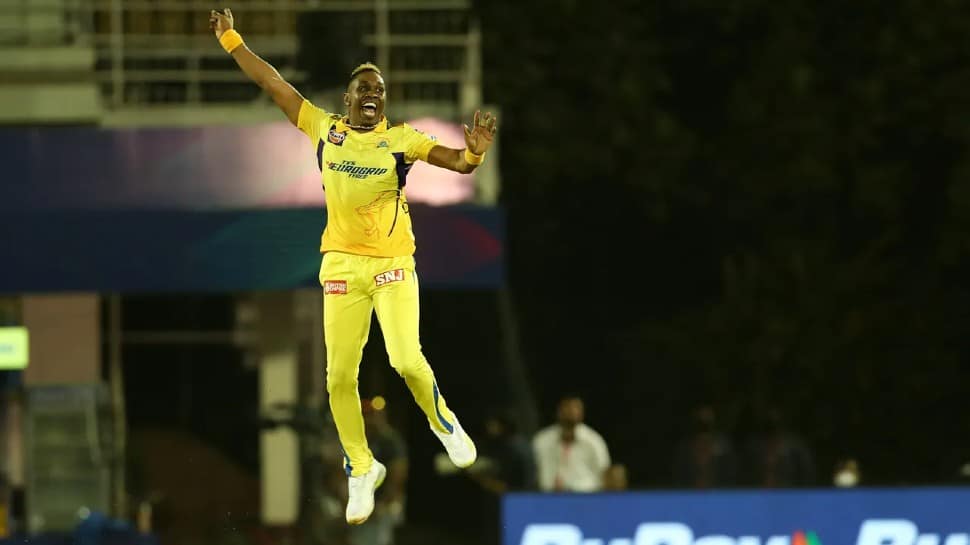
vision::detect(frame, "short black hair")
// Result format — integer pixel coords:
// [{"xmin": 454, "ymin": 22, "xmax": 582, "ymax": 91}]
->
[{"xmin": 350, "ymin": 61, "xmax": 382, "ymax": 80}]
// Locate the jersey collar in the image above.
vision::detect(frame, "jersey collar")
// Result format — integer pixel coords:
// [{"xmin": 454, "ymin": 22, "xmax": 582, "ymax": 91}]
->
[{"xmin": 335, "ymin": 116, "xmax": 389, "ymax": 133}]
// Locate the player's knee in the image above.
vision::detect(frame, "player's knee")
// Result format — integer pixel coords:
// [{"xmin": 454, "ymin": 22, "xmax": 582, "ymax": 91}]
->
[
  {"xmin": 388, "ymin": 351, "xmax": 427, "ymax": 379},
  {"xmin": 326, "ymin": 365, "xmax": 358, "ymax": 392}
]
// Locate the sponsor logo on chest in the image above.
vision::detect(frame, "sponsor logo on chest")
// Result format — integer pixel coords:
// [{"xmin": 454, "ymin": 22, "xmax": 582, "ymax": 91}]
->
[
  {"xmin": 326, "ymin": 160, "xmax": 389, "ymax": 180},
  {"xmin": 374, "ymin": 269, "xmax": 406, "ymax": 287}
]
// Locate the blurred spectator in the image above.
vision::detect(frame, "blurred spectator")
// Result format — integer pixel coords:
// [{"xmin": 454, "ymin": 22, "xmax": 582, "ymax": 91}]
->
[
  {"xmin": 347, "ymin": 397, "xmax": 408, "ymax": 545},
  {"xmin": 671, "ymin": 404, "xmax": 737, "ymax": 488},
  {"xmin": 465, "ymin": 409, "xmax": 537, "ymax": 545},
  {"xmin": 467, "ymin": 409, "xmax": 537, "ymax": 494},
  {"xmin": 300, "ymin": 408, "xmax": 349, "ymax": 545},
  {"xmin": 740, "ymin": 406, "xmax": 816, "ymax": 488},
  {"xmin": 957, "ymin": 462, "xmax": 970, "ymax": 484},
  {"xmin": 603, "ymin": 464, "xmax": 629, "ymax": 491},
  {"xmin": 307, "ymin": 462, "xmax": 350, "ymax": 545},
  {"xmin": 833, "ymin": 457, "xmax": 861, "ymax": 488},
  {"xmin": 532, "ymin": 396, "xmax": 611, "ymax": 492}
]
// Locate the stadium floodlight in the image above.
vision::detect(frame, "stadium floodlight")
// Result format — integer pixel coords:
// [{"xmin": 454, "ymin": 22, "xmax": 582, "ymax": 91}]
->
[{"xmin": 0, "ymin": 327, "xmax": 29, "ymax": 369}]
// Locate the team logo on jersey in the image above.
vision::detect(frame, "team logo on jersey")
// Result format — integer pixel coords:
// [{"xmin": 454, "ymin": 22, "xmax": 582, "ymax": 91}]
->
[
  {"xmin": 374, "ymin": 269, "xmax": 406, "ymax": 287},
  {"xmin": 323, "ymin": 280, "xmax": 348, "ymax": 295},
  {"xmin": 326, "ymin": 160, "xmax": 389, "ymax": 180},
  {"xmin": 328, "ymin": 126, "xmax": 346, "ymax": 146},
  {"xmin": 377, "ymin": 140, "xmax": 389, "ymax": 148}
]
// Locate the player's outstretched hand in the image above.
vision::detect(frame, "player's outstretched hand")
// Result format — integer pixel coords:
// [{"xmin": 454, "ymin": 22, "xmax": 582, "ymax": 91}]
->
[
  {"xmin": 209, "ymin": 8, "xmax": 234, "ymax": 39},
  {"xmin": 463, "ymin": 110, "xmax": 498, "ymax": 155}
]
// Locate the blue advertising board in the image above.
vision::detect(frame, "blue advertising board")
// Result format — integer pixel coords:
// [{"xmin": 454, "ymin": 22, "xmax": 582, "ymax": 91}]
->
[
  {"xmin": 0, "ymin": 206, "xmax": 504, "ymax": 292},
  {"xmin": 502, "ymin": 488, "xmax": 970, "ymax": 545}
]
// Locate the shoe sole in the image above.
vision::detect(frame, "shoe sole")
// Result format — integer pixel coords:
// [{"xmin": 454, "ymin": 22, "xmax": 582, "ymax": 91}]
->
[{"xmin": 346, "ymin": 463, "xmax": 388, "ymax": 525}]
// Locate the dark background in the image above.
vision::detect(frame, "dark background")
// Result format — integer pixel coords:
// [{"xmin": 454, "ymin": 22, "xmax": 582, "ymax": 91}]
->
[{"xmin": 479, "ymin": 0, "xmax": 970, "ymax": 488}]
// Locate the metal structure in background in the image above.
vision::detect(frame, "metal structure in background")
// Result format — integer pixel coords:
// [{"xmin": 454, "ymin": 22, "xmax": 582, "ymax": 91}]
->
[
  {"xmin": 0, "ymin": 0, "xmax": 497, "ymax": 202},
  {"xmin": 0, "ymin": 0, "xmax": 478, "ymax": 113},
  {"xmin": 23, "ymin": 384, "xmax": 114, "ymax": 534}
]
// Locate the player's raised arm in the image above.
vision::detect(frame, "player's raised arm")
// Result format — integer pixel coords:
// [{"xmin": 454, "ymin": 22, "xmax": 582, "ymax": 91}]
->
[
  {"xmin": 427, "ymin": 110, "xmax": 498, "ymax": 174},
  {"xmin": 209, "ymin": 8, "xmax": 304, "ymax": 125}
]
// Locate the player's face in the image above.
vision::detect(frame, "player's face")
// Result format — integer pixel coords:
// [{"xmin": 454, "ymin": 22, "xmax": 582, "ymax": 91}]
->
[
  {"xmin": 558, "ymin": 398, "xmax": 584, "ymax": 426},
  {"xmin": 344, "ymin": 71, "xmax": 386, "ymax": 126}
]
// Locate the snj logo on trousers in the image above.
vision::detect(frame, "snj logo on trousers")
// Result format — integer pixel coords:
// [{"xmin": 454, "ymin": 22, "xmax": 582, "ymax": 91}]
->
[
  {"xmin": 324, "ymin": 280, "xmax": 348, "ymax": 295},
  {"xmin": 326, "ymin": 160, "xmax": 389, "ymax": 179},
  {"xmin": 375, "ymin": 269, "xmax": 405, "ymax": 287},
  {"xmin": 518, "ymin": 520, "xmax": 968, "ymax": 545}
]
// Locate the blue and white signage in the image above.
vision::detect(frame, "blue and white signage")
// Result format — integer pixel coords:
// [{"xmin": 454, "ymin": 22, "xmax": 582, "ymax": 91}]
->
[{"xmin": 503, "ymin": 488, "xmax": 970, "ymax": 545}]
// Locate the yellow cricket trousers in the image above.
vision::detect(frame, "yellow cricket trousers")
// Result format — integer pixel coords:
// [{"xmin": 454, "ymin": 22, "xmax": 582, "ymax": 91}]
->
[{"xmin": 320, "ymin": 251, "xmax": 458, "ymax": 476}]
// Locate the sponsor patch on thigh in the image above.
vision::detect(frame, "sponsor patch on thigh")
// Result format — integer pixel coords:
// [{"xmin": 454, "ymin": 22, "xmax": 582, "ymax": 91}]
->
[
  {"xmin": 374, "ymin": 269, "xmax": 406, "ymax": 287},
  {"xmin": 323, "ymin": 280, "xmax": 348, "ymax": 294}
]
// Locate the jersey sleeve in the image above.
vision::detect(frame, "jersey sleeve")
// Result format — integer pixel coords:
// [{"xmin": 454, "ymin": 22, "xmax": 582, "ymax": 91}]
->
[
  {"xmin": 403, "ymin": 123, "xmax": 439, "ymax": 163},
  {"xmin": 296, "ymin": 100, "xmax": 329, "ymax": 142}
]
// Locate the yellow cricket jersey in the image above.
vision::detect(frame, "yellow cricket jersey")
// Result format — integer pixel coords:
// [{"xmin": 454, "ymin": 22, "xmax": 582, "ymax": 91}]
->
[{"xmin": 297, "ymin": 100, "xmax": 439, "ymax": 257}]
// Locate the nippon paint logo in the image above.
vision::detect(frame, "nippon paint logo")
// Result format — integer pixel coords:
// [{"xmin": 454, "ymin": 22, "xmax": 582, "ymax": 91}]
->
[{"xmin": 518, "ymin": 520, "xmax": 968, "ymax": 545}]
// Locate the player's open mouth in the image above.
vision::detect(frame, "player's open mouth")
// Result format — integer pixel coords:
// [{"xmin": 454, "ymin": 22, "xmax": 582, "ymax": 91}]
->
[{"xmin": 362, "ymin": 102, "xmax": 378, "ymax": 117}]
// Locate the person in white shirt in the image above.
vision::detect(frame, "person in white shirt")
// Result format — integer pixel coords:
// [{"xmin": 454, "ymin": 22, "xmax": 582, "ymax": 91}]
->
[{"xmin": 532, "ymin": 396, "xmax": 611, "ymax": 492}]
